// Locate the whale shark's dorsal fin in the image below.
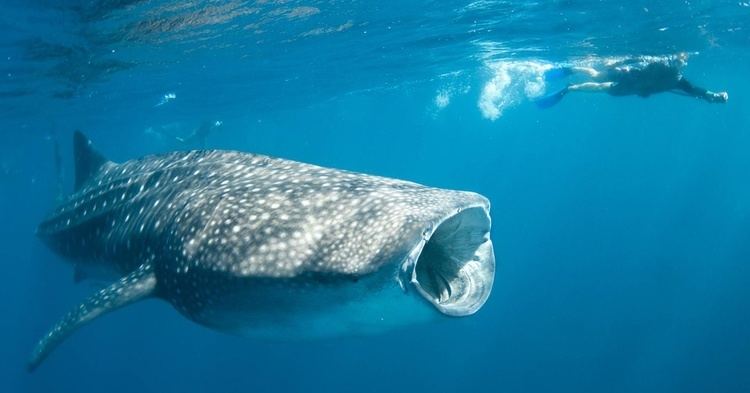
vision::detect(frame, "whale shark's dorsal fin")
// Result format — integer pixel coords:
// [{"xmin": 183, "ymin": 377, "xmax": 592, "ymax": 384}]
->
[
  {"xmin": 73, "ymin": 131, "xmax": 110, "ymax": 191},
  {"xmin": 28, "ymin": 264, "xmax": 157, "ymax": 372}
]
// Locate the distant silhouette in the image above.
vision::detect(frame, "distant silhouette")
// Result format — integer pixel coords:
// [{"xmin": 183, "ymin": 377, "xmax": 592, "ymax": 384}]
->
[
  {"xmin": 175, "ymin": 120, "xmax": 222, "ymax": 149},
  {"xmin": 145, "ymin": 120, "xmax": 223, "ymax": 149}
]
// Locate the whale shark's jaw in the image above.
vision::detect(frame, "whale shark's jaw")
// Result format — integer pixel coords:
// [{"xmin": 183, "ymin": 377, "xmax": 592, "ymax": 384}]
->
[{"xmin": 405, "ymin": 206, "xmax": 495, "ymax": 317}]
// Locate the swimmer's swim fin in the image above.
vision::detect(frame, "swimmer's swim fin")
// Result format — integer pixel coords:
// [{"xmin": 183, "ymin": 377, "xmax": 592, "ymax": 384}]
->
[
  {"xmin": 534, "ymin": 87, "xmax": 569, "ymax": 109},
  {"xmin": 543, "ymin": 67, "xmax": 573, "ymax": 81}
]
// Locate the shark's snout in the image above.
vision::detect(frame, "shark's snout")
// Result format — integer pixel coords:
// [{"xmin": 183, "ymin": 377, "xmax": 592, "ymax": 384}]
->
[{"xmin": 408, "ymin": 205, "xmax": 495, "ymax": 316}]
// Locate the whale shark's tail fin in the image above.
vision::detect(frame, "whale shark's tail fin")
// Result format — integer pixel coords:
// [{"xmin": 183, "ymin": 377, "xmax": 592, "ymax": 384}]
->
[
  {"xmin": 28, "ymin": 265, "xmax": 156, "ymax": 372},
  {"xmin": 73, "ymin": 131, "xmax": 111, "ymax": 191}
]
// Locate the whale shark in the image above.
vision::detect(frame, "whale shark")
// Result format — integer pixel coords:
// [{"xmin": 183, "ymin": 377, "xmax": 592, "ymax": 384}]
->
[{"xmin": 29, "ymin": 131, "xmax": 496, "ymax": 371}]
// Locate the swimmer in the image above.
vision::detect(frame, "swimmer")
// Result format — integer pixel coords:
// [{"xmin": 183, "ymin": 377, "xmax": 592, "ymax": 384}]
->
[{"xmin": 536, "ymin": 53, "xmax": 728, "ymax": 108}]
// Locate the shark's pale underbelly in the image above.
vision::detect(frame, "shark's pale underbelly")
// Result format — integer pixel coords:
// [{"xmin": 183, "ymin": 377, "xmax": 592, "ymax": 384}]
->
[{"xmin": 182, "ymin": 268, "xmax": 442, "ymax": 339}]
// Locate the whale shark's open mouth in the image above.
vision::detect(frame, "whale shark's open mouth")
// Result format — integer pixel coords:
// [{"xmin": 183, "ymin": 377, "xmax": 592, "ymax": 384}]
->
[{"xmin": 410, "ymin": 206, "xmax": 495, "ymax": 316}]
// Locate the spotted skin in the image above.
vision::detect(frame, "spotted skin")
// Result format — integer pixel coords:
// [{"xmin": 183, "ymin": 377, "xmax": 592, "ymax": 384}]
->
[{"xmin": 30, "ymin": 132, "xmax": 495, "ymax": 371}]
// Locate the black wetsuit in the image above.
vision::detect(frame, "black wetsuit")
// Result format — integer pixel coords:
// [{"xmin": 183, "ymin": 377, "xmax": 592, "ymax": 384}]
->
[{"xmin": 602, "ymin": 60, "xmax": 715, "ymax": 101}]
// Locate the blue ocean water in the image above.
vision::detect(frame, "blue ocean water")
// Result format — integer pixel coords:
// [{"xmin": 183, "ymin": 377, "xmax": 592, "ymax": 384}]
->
[{"xmin": 2, "ymin": 1, "xmax": 749, "ymax": 392}]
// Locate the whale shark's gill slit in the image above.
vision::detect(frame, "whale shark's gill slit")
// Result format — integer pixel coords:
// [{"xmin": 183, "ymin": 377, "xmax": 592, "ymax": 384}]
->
[{"xmin": 412, "ymin": 207, "xmax": 495, "ymax": 316}]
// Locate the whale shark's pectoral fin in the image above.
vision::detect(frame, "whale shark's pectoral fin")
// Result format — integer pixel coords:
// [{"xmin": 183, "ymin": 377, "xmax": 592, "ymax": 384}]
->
[{"xmin": 28, "ymin": 264, "xmax": 156, "ymax": 372}]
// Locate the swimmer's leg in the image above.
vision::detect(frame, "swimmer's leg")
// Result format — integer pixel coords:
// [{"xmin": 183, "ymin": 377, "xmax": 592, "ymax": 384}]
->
[
  {"xmin": 568, "ymin": 82, "xmax": 614, "ymax": 92},
  {"xmin": 570, "ymin": 67, "xmax": 602, "ymax": 78},
  {"xmin": 544, "ymin": 66, "xmax": 601, "ymax": 81},
  {"xmin": 535, "ymin": 80, "xmax": 621, "ymax": 109},
  {"xmin": 674, "ymin": 78, "xmax": 728, "ymax": 103},
  {"xmin": 534, "ymin": 82, "xmax": 614, "ymax": 109}
]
